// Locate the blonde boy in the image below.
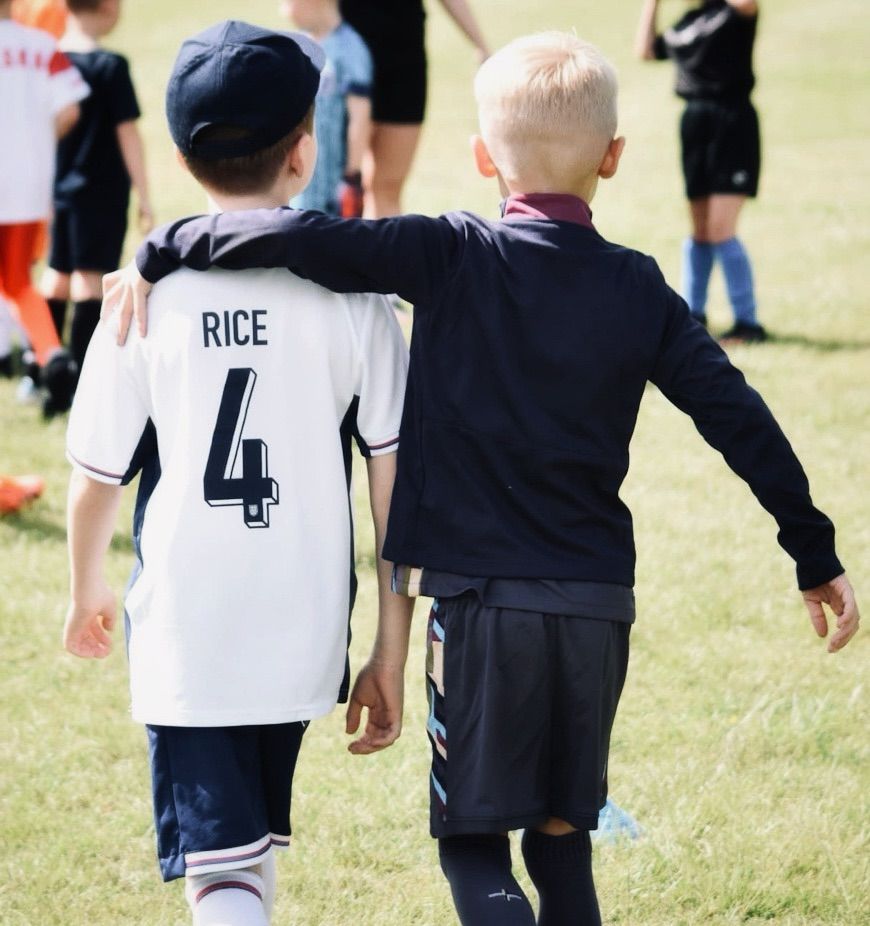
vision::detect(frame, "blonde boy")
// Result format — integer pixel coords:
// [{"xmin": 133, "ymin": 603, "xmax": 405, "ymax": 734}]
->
[{"xmin": 110, "ymin": 32, "xmax": 858, "ymax": 926}]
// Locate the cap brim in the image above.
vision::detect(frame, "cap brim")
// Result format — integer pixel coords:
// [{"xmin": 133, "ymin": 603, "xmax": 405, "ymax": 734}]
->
[{"xmin": 286, "ymin": 31, "xmax": 326, "ymax": 72}]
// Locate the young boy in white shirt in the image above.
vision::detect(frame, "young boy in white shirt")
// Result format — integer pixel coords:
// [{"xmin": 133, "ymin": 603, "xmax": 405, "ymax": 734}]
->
[{"xmin": 64, "ymin": 21, "xmax": 411, "ymax": 925}]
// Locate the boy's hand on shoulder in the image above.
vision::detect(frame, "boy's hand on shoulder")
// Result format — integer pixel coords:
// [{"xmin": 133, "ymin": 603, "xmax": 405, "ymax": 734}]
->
[
  {"xmin": 802, "ymin": 573, "xmax": 860, "ymax": 653},
  {"xmin": 63, "ymin": 584, "xmax": 116, "ymax": 659},
  {"xmin": 101, "ymin": 261, "xmax": 152, "ymax": 345},
  {"xmin": 345, "ymin": 660, "xmax": 405, "ymax": 755}
]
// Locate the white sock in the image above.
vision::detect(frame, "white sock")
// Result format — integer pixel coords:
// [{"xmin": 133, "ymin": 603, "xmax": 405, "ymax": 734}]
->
[
  {"xmin": 186, "ymin": 867, "xmax": 268, "ymax": 926},
  {"xmin": 256, "ymin": 851, "xmax": 277, "ymax": 920}
]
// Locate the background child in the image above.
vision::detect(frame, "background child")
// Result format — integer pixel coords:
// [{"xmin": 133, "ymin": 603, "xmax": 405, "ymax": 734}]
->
[
  {"xmin": 636, "ymin": 0, "xmax": 765, "ymax": 343},
  {"xmin": 12, "ymin": 0, "xmax": 67, "ymax": 37},
  {"xmin": 0, "ymin": 0, "xmax": 87, "ymax": 414},
  {"xmin": 65, "ymin": 20, "xmax": 410, "ymax": 926},
  {"xmin": 41, "ymin": 0, "xmax": 151, "ymax": 383},
  {"xmin": 281, "ymin": 0, "xmax": 371, "ymax": 217},
  {"xmin": 110, "ymin": 31, "xmax": 859, "ymax": 926}
]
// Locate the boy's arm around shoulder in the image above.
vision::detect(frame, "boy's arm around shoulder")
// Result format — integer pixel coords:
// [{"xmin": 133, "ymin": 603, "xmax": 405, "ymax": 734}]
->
[
  {"xmin": 646, "ymin": 264, "xmax": 859, "ymax": 651},
  {"xmin": 135, "ymin": 208, "xmax": 463, "ymax": 305}
]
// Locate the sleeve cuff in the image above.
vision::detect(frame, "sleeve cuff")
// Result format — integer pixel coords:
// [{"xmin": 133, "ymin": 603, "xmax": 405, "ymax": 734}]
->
[
  {"xmin": 357, "ymin": 435, "xmax": 400, "ymax": 458},
  {"xmin": 796, "ymin": 555, "xmax": 844, "ymax": 591},
  {"xmin": 66, "ymin": 450, "xmax": 126, "ymax": 486}
]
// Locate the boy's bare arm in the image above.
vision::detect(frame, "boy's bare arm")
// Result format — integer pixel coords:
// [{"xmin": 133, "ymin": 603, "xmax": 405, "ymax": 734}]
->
[
  {"xmin": 116, "ymin": 120, "xmax": 154, "ymax": 234},
  {"xmin": 55, "ymin": 101, "xmax": 80, "ymax": 139},
  {"xmin": 437, "ymin": 0, "xmax": 490, "ymax": 62},
  {"xmin": 346, "ymin": 451, "xmax": 415, "ymax": 755},
  {"xmin": 337, "ymin": 94, "xmax": 370, "ymax": 218},
  {"xmin": 65, "ymin": 471, "xmax": 123, "ymax": 658},
  {"xmin": 344, "ymin": 94, "xmax": 370, "ymax": 178}
]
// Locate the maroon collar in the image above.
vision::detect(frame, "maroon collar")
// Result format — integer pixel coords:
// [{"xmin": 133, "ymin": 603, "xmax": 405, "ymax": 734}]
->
[{"xmin": 500, "ymin": 193, "xmax": 594, "ymax": 228}]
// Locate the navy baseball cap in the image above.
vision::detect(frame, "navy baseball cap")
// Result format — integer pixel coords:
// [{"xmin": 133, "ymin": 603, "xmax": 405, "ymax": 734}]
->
[{"xmin": 166, "ymin": 20, "xmax": 325, "ymax": 160}]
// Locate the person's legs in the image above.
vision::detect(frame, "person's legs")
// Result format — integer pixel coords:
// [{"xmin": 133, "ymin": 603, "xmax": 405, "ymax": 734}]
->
[
  {"xmin": 438, "ymin": 834, "xmax": 535, "ymax": 926},
  {"xmin": 522, "ymin": 819, "xmax": 601, "ymax": 926},
  {"xmin": 683, "ymin": 197, "xmax": 715, "ymax": 322},
  {"xmin": 185, "ymin": 866, "xmax": 269, "ymax": 926},
  {"xmin": 41, "ymin": 267, "xmax": 72, "ymax": 341},
  {"xmin": 702, "ymin": 194, "xmax": 762, "ymax": 336},
  {"xmin": 69, "ymin": 270, "xmax": 103, "ymax": 369},
  {"xmin": 363, "ymin": 123, "xmax": 423, "ymax": 217},
  {"xmin": 0, "ymin": 223, "xmax": 62, "ymax": 366}
]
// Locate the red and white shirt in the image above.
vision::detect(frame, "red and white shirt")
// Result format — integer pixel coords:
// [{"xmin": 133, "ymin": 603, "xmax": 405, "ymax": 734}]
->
[{"xmin": 0, "ymin": 19, "xmax": 89, "ymax": 223}]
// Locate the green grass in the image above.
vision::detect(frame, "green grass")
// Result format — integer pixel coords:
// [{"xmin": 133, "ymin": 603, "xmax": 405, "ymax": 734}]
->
[{"xmin": 1, "ymin": 1, "xmax": 868, "ymax": 923}]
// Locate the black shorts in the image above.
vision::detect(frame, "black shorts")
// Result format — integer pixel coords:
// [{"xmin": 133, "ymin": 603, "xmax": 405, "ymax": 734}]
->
[
  {"xmin": 49, "ymin": 201, "xmax": 128, "ymax": 274},
  {"xmin": 341, "ymin": 0, "xmax": 427, "ymax": 123},
  {"xmin": 680, "ymin": 99, "xmax": 761, "ymax": 200},
  {"xmin": 148, "ymin": 722, "xmax": 307, "ymax": 881},
  {"xmin": 425, "ymin": 595, "xmax": 630, "ymax": 838}
]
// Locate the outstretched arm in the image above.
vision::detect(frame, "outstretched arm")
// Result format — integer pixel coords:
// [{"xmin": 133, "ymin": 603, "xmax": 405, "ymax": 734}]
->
[
  {"xmin": 649, "ymin": 281, "xmax": 853, "ymax": 635},
  {"xmin": 437, "ymin": 0, "xmax": 490, "ymax": 62},
  {"xmin": 346, "ymin": 452, "xmax": 415, "ymax": 754},
  {"xmin": 635, "ymin": 0, "xmax": 661, "ymax": 60},
  {"xmin": 64, "ymin": 471, "xmax": 123, "ymax": 658}
]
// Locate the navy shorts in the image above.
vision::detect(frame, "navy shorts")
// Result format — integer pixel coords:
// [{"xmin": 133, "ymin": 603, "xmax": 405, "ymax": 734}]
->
[
  {"xmin": 425, "ymin": 595, "xmax": 630, "ymax": 838},
  {"xmin": 49, "ymin": 201, "xmax": 128, "ymax": 274},
  {"xmin": 341, "ymin": 0, "xmax": 427, "ymax": 123},
  {"xmin": 147, "ymin": 722, "xmax": 307, "ymax": 882},
  {"xmin": 680, "ymin": 99, "xmax": 761, "ymax": 199}
]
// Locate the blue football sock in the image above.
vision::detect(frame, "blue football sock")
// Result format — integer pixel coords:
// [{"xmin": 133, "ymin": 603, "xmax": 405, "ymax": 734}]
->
[
  {"xmin": 715, "ymin": 237, "xmax": 758, "ymax": 325},
  {"xmin": 681, "ymin": 238, "xmax": 715, "ymax": 317},
  {"xmin": 438, "ymin": 835, "xmax": 535, "ymax": 925},
  {"xmin": 521, "ymin": 829, "xmax": 601, "ymax": 926}
]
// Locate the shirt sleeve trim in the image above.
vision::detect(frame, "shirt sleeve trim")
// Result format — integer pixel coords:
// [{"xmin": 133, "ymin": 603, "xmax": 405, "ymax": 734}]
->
[{"xmin": 66, "ymin": 450, "xmax": 125, "ymax": 485}]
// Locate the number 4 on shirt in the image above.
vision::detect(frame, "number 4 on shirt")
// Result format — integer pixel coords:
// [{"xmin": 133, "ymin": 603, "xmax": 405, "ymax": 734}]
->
[{"xmin": 204, "ymin": 368, "xmax": 279, "ymax": 528}]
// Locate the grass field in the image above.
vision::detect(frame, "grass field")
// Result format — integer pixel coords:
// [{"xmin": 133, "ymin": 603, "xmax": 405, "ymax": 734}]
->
[{"xmin": 1, "ymin": 0, "xmax": 868, "ymax": 923}]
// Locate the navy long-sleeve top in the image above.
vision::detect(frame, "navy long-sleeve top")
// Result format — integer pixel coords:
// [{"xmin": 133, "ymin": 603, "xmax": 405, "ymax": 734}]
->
[{"xmin": 137, "ymin": 195, "xmax": 842, "ymax": 590}]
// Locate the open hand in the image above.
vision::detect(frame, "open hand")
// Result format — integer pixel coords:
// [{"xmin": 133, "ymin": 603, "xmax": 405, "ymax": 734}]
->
[
  {"xmin": 101, "ymin": 261, "xmax": 152, "ymax": 345},
  {"xmin": 63, "ymin": 584, "xmax": 116, "ymax": 659},
  {"xmin": 345, "ymin": 661, "xmax": 405, "ymax": 755},
  {"xmin": 802, "ymin": 573, "xmax": 860, "ymax": 653}
]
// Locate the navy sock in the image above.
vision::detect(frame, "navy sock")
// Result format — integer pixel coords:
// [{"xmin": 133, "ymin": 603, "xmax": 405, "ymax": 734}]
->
[
  {"xmin": 70, "ymin": 299, "xmax": 101, "ymax": 370},
  {"xmin": 438, "ymin": 835, "xmax": 535, "ymax": 926},
  {"xmin": 47, "ymin": 299, "xmax": 68, "ymax": 340},
  {"xmin": 714, "ymin": 237, "xmax": 758, "ymax": 325},
  {"xmin": 521, "ymin": 829, "xmax": 601, "ymax": 926},
  {"xmin": 681, "ymin": 238, "xmax": 715, "ymax": 318}
]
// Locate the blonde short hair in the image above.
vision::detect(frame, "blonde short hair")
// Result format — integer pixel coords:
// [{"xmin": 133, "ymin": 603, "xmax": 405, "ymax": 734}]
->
[{"xmin": 474, "ymin": 32, "xmax": 618, "ymax": 184}]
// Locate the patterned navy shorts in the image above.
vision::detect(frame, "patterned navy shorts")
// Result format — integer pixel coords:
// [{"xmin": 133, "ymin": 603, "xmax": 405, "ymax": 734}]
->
[
  {"xmin": 147, "ymin": 722, "xmax": 307, "ymax": 881},
  {"xmin": 426, "ymin": 594, "xmax": 630, "ymax": 838}
]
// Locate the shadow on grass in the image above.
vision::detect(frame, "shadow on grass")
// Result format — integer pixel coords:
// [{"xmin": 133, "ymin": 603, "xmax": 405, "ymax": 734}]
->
[
  {"xmin": 764, "ymin": 332, "xmax": 870, "ymax": 352},
  {"xmin": 1, "ymin": 509, "xmax": 133, "ymax": 554}
]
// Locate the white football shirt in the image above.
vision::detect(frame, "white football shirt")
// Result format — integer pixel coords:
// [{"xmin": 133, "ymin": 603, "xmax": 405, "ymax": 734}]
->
[
  {"xmin": 67, "ymin": 267, "xmax": 408, "ymax": 727},
  {"xmin": 0, "ymin": 20, "xmax": 89, "ymax": 223}
]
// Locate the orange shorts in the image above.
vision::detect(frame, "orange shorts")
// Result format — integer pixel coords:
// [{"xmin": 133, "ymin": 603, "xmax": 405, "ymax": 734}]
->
[{"xmin": 0, "ymin": 222, "xmax": 61, "ymax": 364}]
